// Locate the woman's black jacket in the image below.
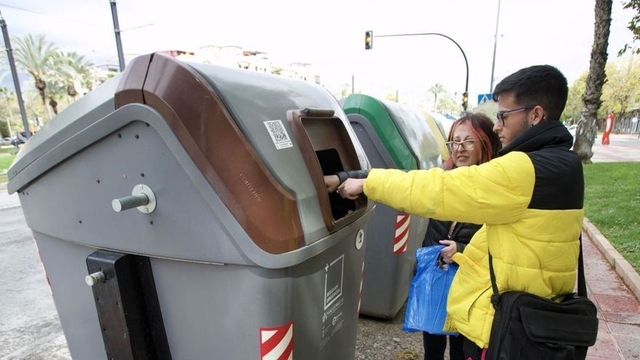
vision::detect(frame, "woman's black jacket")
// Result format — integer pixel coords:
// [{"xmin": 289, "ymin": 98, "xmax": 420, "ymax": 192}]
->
[{"xmin": 421, "ymin": 219, "xmax": 482, "ymax": 254}]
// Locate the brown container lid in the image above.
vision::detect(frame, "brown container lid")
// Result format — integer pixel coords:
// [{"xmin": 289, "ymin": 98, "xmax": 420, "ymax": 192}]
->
[{"xmin": 115, "ymin": 53, "xmax": 304, "ymax": 254}]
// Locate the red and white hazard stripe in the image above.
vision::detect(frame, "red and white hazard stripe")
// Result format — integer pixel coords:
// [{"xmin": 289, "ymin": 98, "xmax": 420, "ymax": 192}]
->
[
  {"xmin": 393, "ymin": 213, "xmax": 410, "ymax": 254},
  {"xmin": 260, "ymin": 321, "xmax": 294, "ymax": 360}
]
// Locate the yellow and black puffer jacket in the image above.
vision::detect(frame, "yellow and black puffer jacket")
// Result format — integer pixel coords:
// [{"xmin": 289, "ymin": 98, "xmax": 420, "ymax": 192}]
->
[{"xmin": 362, "ymin": 120, "xmax": 584, "ymax": 348}]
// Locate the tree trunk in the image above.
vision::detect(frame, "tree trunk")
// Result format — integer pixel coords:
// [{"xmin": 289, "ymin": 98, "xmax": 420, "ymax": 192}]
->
[
  {"xmin": 35, "ymin": 77, "xmax": 47, "ymax": 105},
  {"xmin": 49, "ymin": 97, "xmax": 58, "ymax": 116},
  {"xmin": 67, "ymin": 83, "xmax": 77, "ymax": 98},
  {"xmin": 574, "ymin": 0, "xmax": 613, "ymax": 164}
]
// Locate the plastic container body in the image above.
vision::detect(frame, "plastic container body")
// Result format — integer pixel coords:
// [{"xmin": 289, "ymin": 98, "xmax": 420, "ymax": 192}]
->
[
  {"xmin": 9, "ymin": 54, "xmax": 374, "ymax": 359},
  {"xmin": 343, "ymin": 94, "xmax": 446, "ymax": 318}
]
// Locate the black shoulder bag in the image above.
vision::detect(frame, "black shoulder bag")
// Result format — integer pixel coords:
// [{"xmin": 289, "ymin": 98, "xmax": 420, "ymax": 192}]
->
[{"xmin": 486, "ymin": 236, "xmax": 599, "ymax": 360}]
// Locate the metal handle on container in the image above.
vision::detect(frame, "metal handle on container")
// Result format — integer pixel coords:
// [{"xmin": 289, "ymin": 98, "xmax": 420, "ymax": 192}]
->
[
  {"xmin": 85, "ymin": 271, "xmax": 106, "ymax": 286},
  {"xmin": 112, "ymin": 194, "xmax": 148, "ymax": 212},
  {"xmin": 112, "ymin": 184, "xmax": 157, "ymax": 214}
]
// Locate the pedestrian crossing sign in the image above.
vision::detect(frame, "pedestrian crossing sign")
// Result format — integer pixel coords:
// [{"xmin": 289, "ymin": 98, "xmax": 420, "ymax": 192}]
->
[{"xmin": 477, "ymin": 93, "xmax": 492, "ymax": 104}]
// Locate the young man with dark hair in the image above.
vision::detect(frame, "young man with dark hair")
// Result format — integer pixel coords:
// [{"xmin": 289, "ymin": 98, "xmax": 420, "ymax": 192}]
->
[{"xmin": 336, "ymin": 65, "xmax": 583, "ymax": 358}]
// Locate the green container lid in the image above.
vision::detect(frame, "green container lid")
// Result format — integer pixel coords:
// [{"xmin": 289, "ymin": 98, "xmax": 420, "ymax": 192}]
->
[
  {"xmin": 343, "ymin": 94, "xmax": 443, "ymax": 170},
  {"xmin": 343, "ymin": 94, "xmax": 417, "ymax": 170}
]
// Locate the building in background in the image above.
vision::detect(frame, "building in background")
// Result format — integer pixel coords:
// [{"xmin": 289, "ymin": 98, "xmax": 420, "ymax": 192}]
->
[
  {"xmin": 196, "ymin": 45, "xmax": 319, "ymax": 84},
  {"xmin": 91, "ymin": 45, "xmax": 322, "ymax": 91}
]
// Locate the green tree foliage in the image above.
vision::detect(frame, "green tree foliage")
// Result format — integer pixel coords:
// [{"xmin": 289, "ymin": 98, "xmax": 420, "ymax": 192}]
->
[
  {"xmin": 563, "ymin": 72, "xmax": 588, "ymax": 123},
  {"xmin": 620, "ymin": 0, "xmax": 640, "ymax": 55},
  {"xmin": 45, "ymin": 53, "xmax": 72, "ymax": 115},
  {"xmin": 601, "ymin": 56, "xmax": 640, "ymax": 116},
  {"xmin": 0, "ymin": 87, "xmax": 17, "ymax": 138},
  {"xmin": 63, "ymin": 51, "xmax": 95, "ymax": 95},
  {"xmin": 0, "ymin": 86, "xmax": 43, "ymax": 137},
  {"xmin": 13, "ymin": 34, "xmax": 58, "ymax": 111},
  {"xmin": 0, "ymin": 51, "xmax": 8, "ymax": 82},
  {"xmin": 566, "ymin": 56, "xmax": 640, "ymax": 125},
  {"xmin": 428, "ymin": 83, "xmax": 445, "ymax": 111},
  {"xmin": 435, "ymin": 94, "xmax": 459, "ymax": 115},
  {"xmin": 11, "ymin": 34, "xmax": 99, "ymax": 123}
]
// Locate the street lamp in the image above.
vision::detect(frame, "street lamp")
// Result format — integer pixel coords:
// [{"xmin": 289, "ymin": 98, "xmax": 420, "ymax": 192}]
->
[
  {"xmin": 489, "ymin": 0, "xmax": 502, "ymax": 93},
  {"xmin": 364, "ymin": 31, "xmax": 470, "ymax": 111},
  {"xmin": 109, "ymin": 0, "xmax": 153, "ymax": 72},
  {"xmin": 0, "ymin": 11, "xmax": 30, "ymax": 140},
  {"xmin": 109, "ymin": 0, "xmax": 125, "ymax": 72}
]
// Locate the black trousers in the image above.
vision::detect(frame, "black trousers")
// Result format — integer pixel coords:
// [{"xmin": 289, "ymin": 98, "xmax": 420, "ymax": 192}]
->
[
  {"xmin": 422, "ymin": 332, "xmax": 465, "ymax": 360},
  {"xmin": 462, "ymin": 337, "xmax": 486, "ymax": 360}
]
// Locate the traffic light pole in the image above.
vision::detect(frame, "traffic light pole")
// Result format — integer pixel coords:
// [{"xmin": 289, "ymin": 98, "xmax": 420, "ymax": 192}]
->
[{"xmin": 365, "ymin": 31, "xmax": 469, "ymax": 111}]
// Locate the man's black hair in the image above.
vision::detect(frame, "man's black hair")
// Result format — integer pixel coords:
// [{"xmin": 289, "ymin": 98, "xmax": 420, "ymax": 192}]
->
[{"xmin": 492, "ymin": 65, "xmax": 568, "ymax": 121}]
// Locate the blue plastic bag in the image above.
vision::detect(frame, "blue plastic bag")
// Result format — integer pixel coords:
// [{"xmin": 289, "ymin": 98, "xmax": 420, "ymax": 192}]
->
[{"xmin": 402, "ymin": 245, "xmax": 459, "ymax": 335}]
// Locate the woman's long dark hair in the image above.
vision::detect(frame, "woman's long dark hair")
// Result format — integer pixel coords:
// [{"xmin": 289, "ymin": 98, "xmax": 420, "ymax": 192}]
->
[{"xmin": 443, "ymin": 112, "xmax": 501, "ymax": 170}]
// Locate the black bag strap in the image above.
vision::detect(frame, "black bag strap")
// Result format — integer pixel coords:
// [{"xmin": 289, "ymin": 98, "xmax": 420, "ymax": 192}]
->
[
  {"xmin": 576, "ymin": 234, "xmax": 587, "ymax": 296},
  {"xmin": 489, "ymin": 234, "xmax": 587, "ymax": 308}
]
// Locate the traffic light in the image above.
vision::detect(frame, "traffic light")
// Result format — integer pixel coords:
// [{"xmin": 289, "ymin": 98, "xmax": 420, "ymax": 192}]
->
[
  {"xmin": 462, "ymin": 92, "xmax": 468, "ymax": 110},
  {"xmin": 365, "ymin": 31, "xmax": 373, "ymax": 50}
]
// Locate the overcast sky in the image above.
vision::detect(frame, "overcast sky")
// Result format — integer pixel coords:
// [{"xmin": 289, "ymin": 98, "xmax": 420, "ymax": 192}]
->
[{"xmin": 0, "ymin": 0, "xmax": 636, "ymax": 106}]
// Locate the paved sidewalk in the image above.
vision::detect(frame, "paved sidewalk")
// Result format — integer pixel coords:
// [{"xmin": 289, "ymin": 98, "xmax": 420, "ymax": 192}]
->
[
  {"xmin": 0, "ymin": 188, "xmax": 20, "ymax": 210},
  {"xmin": 590, "ymin": 133, "xmax": 640, "ymax": 163},
  {"xmin": 583, "ymin": 221, "xmax": 640, "ymax": 359},
  {"xmin": 582, "ymin": 133, "xmax": 640, "ymax": 359}
]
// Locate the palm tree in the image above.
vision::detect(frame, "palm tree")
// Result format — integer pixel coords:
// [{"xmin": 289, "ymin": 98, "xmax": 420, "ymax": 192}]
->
[
  {"xmin": 0, "ymin": 52, "xmax": 9, "ymax": 82},
  {"xmin": 58, "ymin": 51, "xmax": 95, "ymax": 100},
  {"xmin": 45, "ymin": 52, "xmax": 76, "ymax": 115},
  {"xmin": 573, "ymin": 0, "xmax": 612, "ymax": 164},
  {"xmin": 0, "ymin": 87, "xmax": 15, "ymax": 137},
  {"xmin": 428, "ymin": 83, "xmax": 445, "ymax": 112},
  {"xmin": 12, "ymin": 34, "xmax": 58, "ymax": 120}
]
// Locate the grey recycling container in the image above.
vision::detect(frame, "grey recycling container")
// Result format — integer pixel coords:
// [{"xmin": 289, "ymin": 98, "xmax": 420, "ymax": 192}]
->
[
  {"xmin": 8, "ymin": 53, "xmax": 375, "ymax": 360},
  {"xmin": 343, "ymin": 94, "xmax": 444, "ymax": 319}
]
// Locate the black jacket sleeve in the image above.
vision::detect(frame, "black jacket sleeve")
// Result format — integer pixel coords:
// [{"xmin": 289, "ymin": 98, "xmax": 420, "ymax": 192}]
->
[
  {"xmin": 422, "ymin": 220, "xmax": 482, "ymax": 252},
  {"xmin": 450, "ymin": 222, "xmax": 482, "ymax": 253},
  {"xmin": 336, "ymin": 169, "xmax": 370, "ymax": 184},
  {"xmin": 422, "ymin": 219, "xmax": 451, "ymax": 247}
]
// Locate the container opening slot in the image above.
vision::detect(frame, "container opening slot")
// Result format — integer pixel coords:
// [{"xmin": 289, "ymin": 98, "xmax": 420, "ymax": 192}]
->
[
  {"xmin": 287, "ymin": 109, "xmax": 367, "ymax": 232},
  {"xmin": 316, "ymin": 148, "xmax": 356, "ymax": 220}
]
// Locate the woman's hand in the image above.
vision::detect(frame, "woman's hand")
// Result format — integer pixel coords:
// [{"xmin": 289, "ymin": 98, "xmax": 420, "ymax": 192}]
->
[
  {"xmin": 324, "ymin": 175, "xmax": 340, "ymax": 193},
  {"xmin": 337, "ymin": 178, "xmax": 366, "ymax": 200},
  {"xmin": 438, "ymin": 240, "xmax": 458, "ymax": 264}
]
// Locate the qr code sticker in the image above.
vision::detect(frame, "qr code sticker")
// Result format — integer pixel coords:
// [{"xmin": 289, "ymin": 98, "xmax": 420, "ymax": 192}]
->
[{"xmin": 264, "ymin": 120, "xmax": 293, "ymax": 149}]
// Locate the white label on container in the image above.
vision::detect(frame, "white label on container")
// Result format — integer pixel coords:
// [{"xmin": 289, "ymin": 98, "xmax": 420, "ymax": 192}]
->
[
  {"xmin": 264, "ymin": 120, "xmax": 293, "ymax": 149},
  {"xmin": 324, "ymin": 255, "xmax": 344, "ymax": 309},
  {"xmin": 321, "ymin": 254, "xmax": 346, "ymax": 349}
]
